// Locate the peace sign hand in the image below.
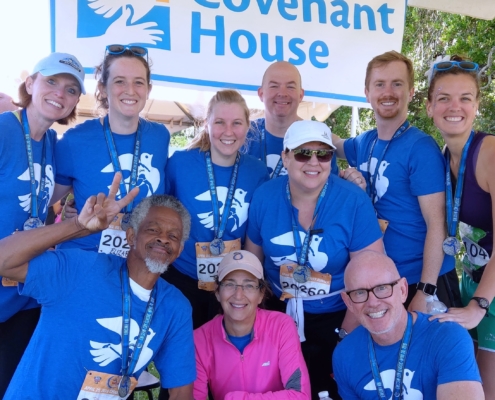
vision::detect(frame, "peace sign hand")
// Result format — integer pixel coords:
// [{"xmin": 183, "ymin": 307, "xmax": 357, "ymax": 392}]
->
[{"xmin": 76, "ymin": 173, "xmax": 140, "ymax": 233}]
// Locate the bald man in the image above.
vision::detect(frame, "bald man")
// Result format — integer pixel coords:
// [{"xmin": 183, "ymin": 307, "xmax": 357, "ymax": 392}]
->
[
  {"xmin": 0, "ymin": 93, "xmax": 17, "ymax": 113},
  {"xmin": 333, "ymin": 251, "xmax": 483, "ymax": 400}
]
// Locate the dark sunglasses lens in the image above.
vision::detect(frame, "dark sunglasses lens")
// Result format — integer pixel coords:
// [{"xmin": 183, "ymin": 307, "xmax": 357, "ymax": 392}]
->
[
  {"xmin": 130, "ymin": 46, "xmax": 147, "ymax": 57},
  {"xmin": 317, "ymin": 151, "xmax": 333, "ymax": 162},
  {"xmin": 107, "ymin": 45, "xmax": 125, "ymax": 54},
  {"xmin": 459, "ymin": 61, "xmax": 477, "ymax": 70},
  {"xmin": 435, "ymin": 62, "xmax": 453, "ymax": 70},
  {"xmin": 293, "ymin": 150, "xmax": 332, "ymax": 162},
  {"xmin": 293, "ymin": 151, "xmax": 311, "ymax": 162}
]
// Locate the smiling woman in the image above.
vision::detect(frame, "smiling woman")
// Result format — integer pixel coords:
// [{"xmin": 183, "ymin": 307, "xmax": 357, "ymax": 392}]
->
[{"xmin": 0, "ymin": 51, "xmax": 85, "ymax": 398}]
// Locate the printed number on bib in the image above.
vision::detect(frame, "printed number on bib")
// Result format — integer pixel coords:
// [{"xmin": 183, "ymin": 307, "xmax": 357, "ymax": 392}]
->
[
  {"xmin": 77, "ymin": 370, "xmax": 137, "ymax": 400},
  {"xmin": 98, "ymin": 213, "xmax": 130, "ymax": 258},
  {"xmin": 195, "ymin": 238, "xmax": 241, "ymax": 291},
  {"xmin": 279, "ymin": 263, "xmax": 331, "ymax": 300},
  {"xmin": 463, "ymin": 236, "xmax": 490, "ymax": 269}
]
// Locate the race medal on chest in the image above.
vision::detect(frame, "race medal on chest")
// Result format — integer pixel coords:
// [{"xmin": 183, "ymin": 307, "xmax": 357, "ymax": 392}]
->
[
  {"xmin": 23, "ymin": 217, "xmax": 44, "ymax": 231},
  {"xmin": 443, "ymin": 236, "xmax": 461, "ymax": 256},
  {"xmin": 209, "ymin": 238, "xmax": 225, "ymax": 256},
  {"xmin": 293, "ymin": 264, "xmax": 311, "ymax": 283},
  {"xmin": 118, "ymin": 375, "xmax": 131, "ymax": 398},
  {"xmin": 120, "ymin": 212, "xmax": 132, "ymax": 231}
]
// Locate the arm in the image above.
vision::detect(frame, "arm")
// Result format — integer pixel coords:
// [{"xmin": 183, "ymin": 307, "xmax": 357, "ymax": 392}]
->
[
  {"xmin": 339, "ymin": 167, "xmax": 366, "ymax": 191},
  {"xmin": 169, "ymin": 384, "xmax": 193, "ymax": 400},
  {"xmin": 332, "ymin": 133, "xmax": 346, "ymax": 160},
  {"xmin": 409, "ymin": 192, "xmax": 447, "ymax": 313},
  {"xmin": 245, "ymin": 237, "xmax": 265, "ymax": 264},
  {"xmin": 0, "ymin": 173, "xmax": 138, "ymax": 282},
  {"xmin": 437, "ymin": 381, "xmax": 484, "ymax": 400},
  {"xmin": 49, "ymin": 183, "xmax": 71, "ymax": 206}
]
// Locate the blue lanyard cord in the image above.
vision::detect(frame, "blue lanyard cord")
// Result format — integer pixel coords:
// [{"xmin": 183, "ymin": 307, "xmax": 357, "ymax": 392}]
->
[
  {"xmin": 286, "ymin": 181, "xmax": 328, "ymax": 266},
  {"xmin": 205, "ymin": 151, "xmax": 241, "ymax": 239},
  {"xmin": 260, "ymin": 124, "xmax": 284, "ymax": 179},
  {"xmin": 445, "ymin": 131, "xmax": 475, "ymax": 237},
  {"xmin": 21, "ymin": 109, "xmax": 47, "ymax": 219},
  {"xmin": 103, "ymin": 115, "xmax": 142, "ymax": 213},
  {"xmin": 368, "ymin": 312, "xmax": 413, "ymax": 400},
  {"xmin": 366, "ymin": 121, "xmax": 410, "ymax": 203},
  {"xmin": 121, "ymin": 265, "xmax": 157, "ymax": 378}
]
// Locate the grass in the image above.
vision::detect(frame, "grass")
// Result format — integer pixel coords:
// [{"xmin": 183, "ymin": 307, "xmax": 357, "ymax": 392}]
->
[{"xmin": 133, "ymin": 363, "xmax": 160, "ymax": 400}]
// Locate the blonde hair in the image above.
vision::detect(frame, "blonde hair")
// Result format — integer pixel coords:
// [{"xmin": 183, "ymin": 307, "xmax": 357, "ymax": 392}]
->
[{"xmin": 188, "ymin": 90, "xmax": 250, "ymax": 151}]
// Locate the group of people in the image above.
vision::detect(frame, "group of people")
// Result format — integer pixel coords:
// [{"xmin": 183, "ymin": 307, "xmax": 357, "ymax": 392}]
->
[{"xmin": 0, "ymin": 42, "xmax": 492, "ymax": 400}]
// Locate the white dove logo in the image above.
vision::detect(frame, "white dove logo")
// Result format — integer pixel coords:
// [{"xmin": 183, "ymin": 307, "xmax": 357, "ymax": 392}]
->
[
  {"xmin": 195, "ymin": 187, "xmax": 249, "ymax": 232},
  {"xmin": 359, "ymin": 157, "xmax": 390, "ymax": 203},
  {"xmin": 17, "ymin": 164, "xmax": 55, "ymax": 215},
  {"xmin": 266, "ymin": 154, "xmax": 287, "ymax": 176},
  {"xmin": 101, "ymin": 153, "xmax": 160, "ymax": 199},
  {"xmin": 269, "ymin": 231, "xmax": 328, "ymax": 272},
  {"xmin": 363, "ymin": 368, "xmax": 423, "ymax": 399},
  {"xmin": 90, "ymin": 316, "xmax": 155, "ymax": 372}
]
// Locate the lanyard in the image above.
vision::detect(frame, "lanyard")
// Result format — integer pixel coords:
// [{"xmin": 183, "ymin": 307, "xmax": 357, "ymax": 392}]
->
[
  {"xmin": 259, "ymin": 121, "xmax": 284, "ymax": 179},
  {"xmin": 120, "ymin": 265, "xmax": 157, "ymax": 380},
  {"xmin": 103, "ymin": 115, "xmax": 142, "ymax": 213},
  {"xmin": 368, "ymin": 312, "xmax": 413, "ymax": 400},
  {"xmin": 286, "ymin": 180, "xmax": 328, "ymax": 266},
  {"xmin": 445, "ymin": 131, "xmax": 475, "ymax": 237},
  {"xmin": 205, "ymin": 151, "xmax": 241, "ymax": 240},
  {"xmin": 366, "ymin": 121, "xmax": 410, "ymax": 203},
  {"xmin": 21, "ymin": 109, "xmax": 47, "ymax": 219}
]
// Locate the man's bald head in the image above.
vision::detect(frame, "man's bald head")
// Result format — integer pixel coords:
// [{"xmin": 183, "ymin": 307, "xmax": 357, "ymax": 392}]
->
[
  {"xmin": 261, "ymin": 61, "xmax": 302, "ymax": 87},
  {"xmin": 345, "ymin": 251, "xmax": 401, "ymax": 291}
]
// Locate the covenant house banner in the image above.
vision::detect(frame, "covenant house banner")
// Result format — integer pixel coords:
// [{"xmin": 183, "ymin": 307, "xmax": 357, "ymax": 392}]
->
[{"xmin": 51, "ymin": 0, "xmax": 407, "ymax": 106}]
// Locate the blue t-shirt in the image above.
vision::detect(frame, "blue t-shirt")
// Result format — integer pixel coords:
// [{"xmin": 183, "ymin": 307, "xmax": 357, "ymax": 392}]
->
[
  {"xmin": 0, "ymin": 111, "xmax": 57, "ymax": 321},
  {"xmin": 5, "ymin": 249, "xmax": 196, "ymax": 399},
  {"xmin": 246, "ymin": 118, "xmax": 339, "ymax": 177},
  {"xmin": 344, "ymin": 126, "xmax": 454, "ymax": 283},
  {"xmin": 55, "ymin": 118, "xmax": 169, "ymax": 251},
  {"xmin": 333, "ymin": 313, "xmax": 481, "ymax": 399},
  {"xmin": 166, "ymin": 148, "xmax": 269, "ymax": 279},
  {"xmin": 247, "ymin": 174, "xmax": 382, "ymax": 314}
]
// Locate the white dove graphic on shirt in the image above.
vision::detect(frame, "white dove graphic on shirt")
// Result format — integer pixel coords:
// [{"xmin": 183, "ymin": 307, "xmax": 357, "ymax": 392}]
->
[
  {"xmin": 89, "ymin": 316, "xmax": 155, "ymax": 372},
  {"xmin": 359, "ymin": 157, "xmax": 390, "ymax": 203},
  {"xmin": 17, "ymin": 164, "xmax": 55, "ymax": 215},
  {"xmin": 269, "ymin": 231, "xmax": 328, "ymax": 272},
  {"xmin": 195, "ymin": 187, "xmax": 249, "ymax": 232},
  {"xmin": 101, "ymin": 153, "xmax": 160, "ymax": 198},
  {"xmin": 364, "ymin": 368, "xmax": 422, "ymax": 399}
]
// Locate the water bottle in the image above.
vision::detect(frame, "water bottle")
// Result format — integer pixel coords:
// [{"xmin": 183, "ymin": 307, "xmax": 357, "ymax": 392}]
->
[
  {"xmin": 426, "ymin": 294, "xmax": 448, "ymax": 315},
  {"xmin": 318, "ymin": 391, "xmax": 333, "ymax": 400}
]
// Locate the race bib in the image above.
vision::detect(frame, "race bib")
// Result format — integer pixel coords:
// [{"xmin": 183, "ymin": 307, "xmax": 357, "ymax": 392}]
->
[
  {"xmin": 195, "ymin": 238, "xmax": 241, "ymax": 291},
  {"xmin": 378, "ymin": 218, "xmax": 389, "ymax": 234},
  {"xmin": 279, "ymin": 263, "xmax": 331, "ymax": 300},
  {"xmin": 463, "ymin": 236, "xmax": 490, "ymax": 270},
  {"xmin": 2, "ymin": 277, "xmax": 18, "ymax": 287},
  {"xmin": 98, "ymin": 213, "xmax": 130, "ymax": 258},
  {"xmin": 77, "ymin": 371, "xmax": 137, "ymax": 400}
]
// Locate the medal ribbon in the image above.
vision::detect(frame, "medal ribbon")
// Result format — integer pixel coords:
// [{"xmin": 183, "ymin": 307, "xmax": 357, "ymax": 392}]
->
[
  {"xmin": 366, "ymin": 121, "xmax": 410, "ymax": 203},
  {"xmin": 260, "ymin": 121, "xmax": 284, "ymax": 179},
  {"xmin": 286, "ymin": 180, "xmax": 328, "ymax": 267},
  {"xmin": 445, "ymin": 131, "xmax": 475, "ymax": 238},
  {"xmin": 21, "ymin": 109, "xmax": 47, "ymax": 220},
  {"xmin": 120, "ymin": 264, "xmax": 157, "ymax": 381},
  {"xmin": 368, "ymin": 312, "xmax": 413, "ymax": 400},
  {"xmin": 205, "ymin": 151, "xmax": 241, "ymax": 240},
  {"xmin": 103, "ymin": 115, "xmax": 142, "ymax": 214}
]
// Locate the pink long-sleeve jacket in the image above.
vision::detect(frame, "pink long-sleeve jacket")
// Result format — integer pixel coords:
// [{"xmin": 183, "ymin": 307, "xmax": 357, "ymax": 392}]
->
[{"xmin": 193, "ymin": 308, "xmax": 311, "ymax": 400}]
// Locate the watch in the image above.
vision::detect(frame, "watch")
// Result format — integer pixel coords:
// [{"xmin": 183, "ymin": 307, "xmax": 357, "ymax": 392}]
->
[
  {"xmin": 471, "ymin": 297, "xmax": 490, "ymax": 317},
  {"xmin": 416, "ymin": 282, "xmax": 437, "ymax": 296},
  {"xmin": 335, "ymin": 327, "xmax": 348, "ymax": 342}
]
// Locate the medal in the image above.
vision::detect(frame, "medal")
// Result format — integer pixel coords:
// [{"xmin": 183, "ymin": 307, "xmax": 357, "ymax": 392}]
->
[
  {"xmin": 118, "ymin": 375, "xmax": 130, "ymax": 398},
  {"xmin": 210, "ymin": 238, "xmax": 225, "ymax": 256},
  {"xmin": 293, "ymin": 264, "xmax": 310, "ymax": 283},
  {"xmin": 443, "ymin": 236, "xmax": 461, "ymax": 256},
  {"xmin": 23, "ymin": 217, "xmax": 44, "ymax": 231},
  {"xmin": 120, "ymin": 212, "xmax": 132, "ymax": 231}
]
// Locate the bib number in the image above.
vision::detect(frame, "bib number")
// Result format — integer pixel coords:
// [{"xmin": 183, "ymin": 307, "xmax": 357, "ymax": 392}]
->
[
  {"xmin": 463, "ymin": 236, "xmax": 490, "ymax": 270},
  {"xmin": 77, "ymin": 370, "xmax": 137, "ymax": 400},
  {"xmin": 195, "ymin": 238, "xmax": 241, "ymax": 291},
  {"xmin": 279, "ymin": 263, "xmax": 331, "ymax": 300},
  {"xmin": 98, "ymin": 213, "xmax": 130, "ymax": 258}
]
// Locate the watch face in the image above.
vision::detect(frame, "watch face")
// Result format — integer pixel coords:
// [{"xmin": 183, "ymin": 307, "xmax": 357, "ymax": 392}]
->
[{"xmin": 479, "ymin": 298, "xmax": 489, "ymax": 308}]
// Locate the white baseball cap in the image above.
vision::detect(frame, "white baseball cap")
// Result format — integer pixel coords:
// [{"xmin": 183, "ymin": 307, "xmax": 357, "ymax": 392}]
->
[
  {"xmin": 283, "ymin": 120, "xmax": 336, "ymax": 150},
  {"xmin": 218, "ymin": 250, "xmax": 264, "ymax": 281},
  {"xmin": 32, "ymin": 52, "xmax": 86, "ymax": 94}
]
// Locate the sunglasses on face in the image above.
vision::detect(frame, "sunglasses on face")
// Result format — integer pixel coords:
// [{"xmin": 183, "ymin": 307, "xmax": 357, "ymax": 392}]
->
[
  {"xmin": 433, "ymin": 61, "xmax": 479, "ymax": 74},
  {"xmin": 291, "ymin": 148, "xmax": 334, "ymax": 163},
  {"xmin": 105, "ymin": 44, "xmax": 149, "ymax": 62}
]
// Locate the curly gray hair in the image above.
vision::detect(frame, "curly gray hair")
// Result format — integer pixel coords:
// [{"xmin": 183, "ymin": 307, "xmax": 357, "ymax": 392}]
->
[{"xmin": 129, "ymin": 195, "xmax": 191, "ymax": 244}]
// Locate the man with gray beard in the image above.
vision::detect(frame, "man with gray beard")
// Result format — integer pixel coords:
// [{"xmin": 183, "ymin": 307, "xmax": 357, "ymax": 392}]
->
[{"xmin": 0, "ymin": 174, "xmax": 196, "ymax": 400}]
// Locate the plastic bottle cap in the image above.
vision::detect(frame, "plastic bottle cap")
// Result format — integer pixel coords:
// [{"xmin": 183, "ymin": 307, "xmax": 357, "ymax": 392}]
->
[{"xmin": 318, "ymin": 391, "xmax": 330, "ymax": 399}]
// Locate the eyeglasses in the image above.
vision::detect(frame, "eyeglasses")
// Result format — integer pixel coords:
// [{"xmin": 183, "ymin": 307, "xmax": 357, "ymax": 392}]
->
[
  {"xmin": 292, "ymin": 148, "xmax": 334, "ymax": 163},
  {"xmin": 433, "ymin": 61, "xmax": 479, "ymax": 73},
  {"xmin": 106, "ymin": 44, "xmax": 148, "ymax": 62},
  {"xmin": 346, "ymin": 280, "xmax": 400, "ymax": 304},
  {"xmin": 220, "ymin": 282, "xmax": 261, "ymax": 294}
]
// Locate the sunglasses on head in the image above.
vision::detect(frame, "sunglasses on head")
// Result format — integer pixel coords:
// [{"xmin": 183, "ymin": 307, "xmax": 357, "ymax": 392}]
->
[
  {"xmin": 291, "ymin": 148, "xmax": 334, "ymax": 163},
  {"xmin": 433, "ymin": 61, "xmax": 479, "ymax": 74},
  {"xmin": 105, "ymin": 44, "xmax": 148, "ymax": 62}
]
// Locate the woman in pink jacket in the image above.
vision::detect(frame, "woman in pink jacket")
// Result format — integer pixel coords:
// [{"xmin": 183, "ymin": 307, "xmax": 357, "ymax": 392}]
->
[{"xmin": 194, "ymin": 250, "xmax": 311, "ymax": 399}]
